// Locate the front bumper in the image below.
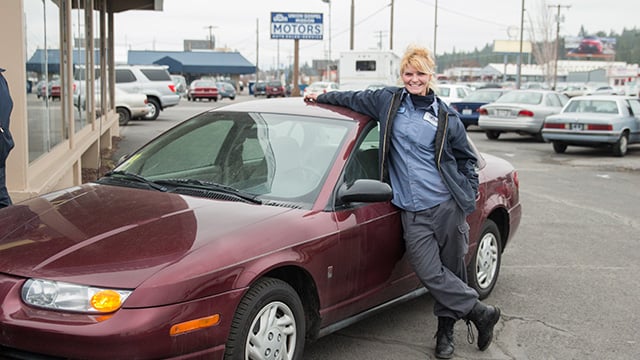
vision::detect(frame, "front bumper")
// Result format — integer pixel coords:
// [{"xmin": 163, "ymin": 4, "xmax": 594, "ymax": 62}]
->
[{"xmin": 0, "ymin": 274, "xmax": 242, "ymax": 360}]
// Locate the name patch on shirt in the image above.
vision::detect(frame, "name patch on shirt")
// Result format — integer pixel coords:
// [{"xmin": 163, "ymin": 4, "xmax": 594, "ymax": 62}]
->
[{"xmin": 423, "ymin": 111, "xmax": 438, "ymax": 127}]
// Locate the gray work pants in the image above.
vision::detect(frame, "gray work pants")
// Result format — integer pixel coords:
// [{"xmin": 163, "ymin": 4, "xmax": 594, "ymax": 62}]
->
[{"xmin": 401, "ymin": 198, "xmax": 478, "ymax": 319}]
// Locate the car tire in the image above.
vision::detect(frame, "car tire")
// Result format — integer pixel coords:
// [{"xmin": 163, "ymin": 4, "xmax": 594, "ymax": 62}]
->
[
  {"xmin": 224, "ymin": 277, "xmax": 305, "ymax": 360},
  {"xmin": 144, "ymin": 98, "xmax": 160, "ymax": 120},
  {"xmin": 230, "ymin": 96, "xmax": 235, "ymax": 100},
  {"xmin": 485, "ymin": 130, "xmax": 501, "ymax": 140},
  {"xmin": 612, "ymin": 132, "xmax": 629, "ymax": 157},
  {"xmin": 552, "ymin": 141, "xmax": 567, "ymax": 154},
  {"xmin": 467, "ymin": 219, "xmax": 502, "ymax": 300},
  {"xmin": 116, "ymin": 107, "xmax": 130, "ymax": 126}
]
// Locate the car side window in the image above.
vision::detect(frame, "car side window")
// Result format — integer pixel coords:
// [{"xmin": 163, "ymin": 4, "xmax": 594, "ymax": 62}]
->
[
  {"xmin": 115, "ymin": 69, "xmax": 136, "ymax": 83},
  {"xmin": 344, "ymin": 124, "xmax": 380, "ymax": 184},
  {"xmin": 627, "ymin": 99, "xmax": 640, "ymax": 117}
]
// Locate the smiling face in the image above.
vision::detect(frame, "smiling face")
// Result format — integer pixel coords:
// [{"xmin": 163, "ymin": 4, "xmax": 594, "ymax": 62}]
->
[{"xmin": 402, "ymin": 65, "xmax": 432, "ymax": 96}]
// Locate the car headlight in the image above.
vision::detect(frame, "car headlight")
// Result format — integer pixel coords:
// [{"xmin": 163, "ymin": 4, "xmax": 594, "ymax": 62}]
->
[{"xmin": 21, "ymin": 279, "xmax": 132, "ymax": 314}]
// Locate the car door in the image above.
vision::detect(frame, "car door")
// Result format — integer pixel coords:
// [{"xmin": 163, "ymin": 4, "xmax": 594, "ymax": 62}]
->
[
  {"xmin": 332, "ymin": 123, "xmax": 419, "ymax": 315},
  {"xmin": 627, "ymin": 99, "xmax": 640, "ymax": 143}
]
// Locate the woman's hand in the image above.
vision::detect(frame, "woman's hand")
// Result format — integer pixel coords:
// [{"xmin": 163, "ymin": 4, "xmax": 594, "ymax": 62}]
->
[{"xmin": 304, "ymin": 93, "xmax": 318, "ymax": 102}]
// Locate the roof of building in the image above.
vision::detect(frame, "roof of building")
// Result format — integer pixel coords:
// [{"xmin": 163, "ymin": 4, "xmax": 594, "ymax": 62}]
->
[{"xmin": 127, "ymin": 50, "xmax": 256, "ymax": 75}]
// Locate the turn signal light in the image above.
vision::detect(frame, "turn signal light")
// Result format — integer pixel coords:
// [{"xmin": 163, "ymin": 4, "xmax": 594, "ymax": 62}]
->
[
  {"xmin": 90, "ymin": 290, "xmax": 125, "ymax": 313},
  {"xmin": 170, "ymin": 314, "xmax": 221, "ymax": 336}
]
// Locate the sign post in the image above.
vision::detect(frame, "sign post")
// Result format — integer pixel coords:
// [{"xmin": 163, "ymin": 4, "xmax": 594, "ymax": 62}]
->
[{"xmin": 271, "ymin": 12, "xmax": 324, "ymax": 97}]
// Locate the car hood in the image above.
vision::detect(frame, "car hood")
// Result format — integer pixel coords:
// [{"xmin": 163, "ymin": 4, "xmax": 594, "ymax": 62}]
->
[{"xmin": 0, "ymin": 183, "xmax": 293, "ymax": 288}]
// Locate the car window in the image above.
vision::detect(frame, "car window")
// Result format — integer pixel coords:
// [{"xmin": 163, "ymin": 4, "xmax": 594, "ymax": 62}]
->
[
  {"xmin": 115, "ymin": 69, "xmax": 136, "ymax": 83},
  {"xmin": 438, "ymin": 87, "xmax": 450, "ymax": 97},
  {"xmin": 344, "ymin": 124, "xmax": 380, "ymax": 184},
  {"xmin": 627, "ymin": 99, "xmax": 640, "ymax": 116},
  {"xmin": 496, "ymin": 91, "xmax": 542, "ymax": 105},
  {"xmin": 140, "ymin": 69, "xmax": 172, "ymax": 81},
  {"xmin": 546, "ymin": 93, "xmax": 562, "ymax": 107},
  {"xmin": 117, "ymin": 112, "xmax": 353, "ymax": 206}
]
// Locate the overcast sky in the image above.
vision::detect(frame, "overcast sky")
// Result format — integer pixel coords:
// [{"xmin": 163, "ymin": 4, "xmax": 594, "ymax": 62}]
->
[{"xmin": 113, "ymin": 0, "xmax": 639, "ymax": 69}]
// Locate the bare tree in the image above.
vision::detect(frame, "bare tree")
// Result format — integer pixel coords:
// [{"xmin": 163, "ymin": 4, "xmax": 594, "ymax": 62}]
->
[{"xmin": 526, "ymin": 0, "xmax": 556, "ymax": 84}]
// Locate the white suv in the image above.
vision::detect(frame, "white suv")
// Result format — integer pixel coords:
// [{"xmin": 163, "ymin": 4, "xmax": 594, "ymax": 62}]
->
[{"xmin": 115, "ymin": 65, "xmax": 180, "ymax": 120}]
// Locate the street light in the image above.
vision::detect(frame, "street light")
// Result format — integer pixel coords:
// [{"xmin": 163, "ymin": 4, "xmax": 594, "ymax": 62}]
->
[{"xmin": 321, "ymin": 0, "xmax": 331, "ymax": 81}]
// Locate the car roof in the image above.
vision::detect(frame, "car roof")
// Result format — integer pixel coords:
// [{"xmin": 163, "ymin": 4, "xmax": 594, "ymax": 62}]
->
[{"xmin": 210, "ymin": 97, "xmax": 369, "ymax": 123}]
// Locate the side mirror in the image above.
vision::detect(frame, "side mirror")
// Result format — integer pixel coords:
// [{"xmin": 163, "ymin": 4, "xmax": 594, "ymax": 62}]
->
[{"xmin": 337, "ymin": 179, "xmax": 392, "ymax": 204}]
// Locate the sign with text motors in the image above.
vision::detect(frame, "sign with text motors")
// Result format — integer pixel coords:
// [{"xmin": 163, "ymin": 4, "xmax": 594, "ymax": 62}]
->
[{"xmin": 270, "ymin": 12, "xmax": 323, "ymax": 40}]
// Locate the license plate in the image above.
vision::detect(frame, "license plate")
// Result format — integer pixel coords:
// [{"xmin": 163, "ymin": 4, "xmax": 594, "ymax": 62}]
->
[
  {"xmin": 497, "ymin": 110, "xmax": 511, "ymax": 117},
  {"xmin": 462, "ymin": 109, "xmax": 472, "ymax": 115},
  {"xmin": 570, "ymin": 123, "xmax": 583, "ymax": 131}
]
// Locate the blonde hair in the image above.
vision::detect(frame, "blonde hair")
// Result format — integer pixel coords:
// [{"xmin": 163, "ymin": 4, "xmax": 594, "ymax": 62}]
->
[{"xmin": 400, "ymin": 45, "xmax": 438, "ymax": 91}]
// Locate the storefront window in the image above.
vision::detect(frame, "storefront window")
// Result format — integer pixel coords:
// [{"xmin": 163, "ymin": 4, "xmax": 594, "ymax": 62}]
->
[{"xmin": 24, "ymin": 0, "xmax": 64, "ymax": 163}]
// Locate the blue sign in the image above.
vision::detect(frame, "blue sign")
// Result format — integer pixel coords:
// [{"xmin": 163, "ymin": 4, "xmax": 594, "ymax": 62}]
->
[{"xmin": 270, "ymin": 12, "xmax": 323, "ymax": 40}]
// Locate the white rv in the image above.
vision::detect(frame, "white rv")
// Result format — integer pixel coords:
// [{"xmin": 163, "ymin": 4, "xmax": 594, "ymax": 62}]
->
[{"xmin": 338, "ymin": 50, "xmax": 401, "ymax": 91}]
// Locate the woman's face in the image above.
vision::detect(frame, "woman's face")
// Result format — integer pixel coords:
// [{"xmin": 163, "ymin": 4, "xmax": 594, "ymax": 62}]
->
[{"xmin": 401, "ymin": 64, "xmax": 431, "ymax": 96}]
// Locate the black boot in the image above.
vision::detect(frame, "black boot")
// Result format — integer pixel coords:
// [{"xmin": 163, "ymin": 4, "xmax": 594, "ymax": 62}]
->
[
  {"xmin": 465, "ymin": 301, "xmax": 500, "ymax": 351},
  {"xmin": 434, "ymin": 317, "xmax": 456, "ymax": 359}
]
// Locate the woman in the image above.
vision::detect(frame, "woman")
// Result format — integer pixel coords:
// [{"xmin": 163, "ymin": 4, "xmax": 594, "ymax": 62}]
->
[{"xmin": 304, "ymin": 45, "xmax": 500, "ymax": 359}]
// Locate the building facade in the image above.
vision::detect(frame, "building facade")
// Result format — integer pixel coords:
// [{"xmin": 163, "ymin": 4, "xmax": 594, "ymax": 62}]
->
[{"xmin": 1, "ymin": 0, "xmax": 161, "ymax": 203}]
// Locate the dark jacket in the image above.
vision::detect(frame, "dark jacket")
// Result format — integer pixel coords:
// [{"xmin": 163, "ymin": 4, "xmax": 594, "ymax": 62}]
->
[
  {"xmin": 317, "ymin": 86, "xmax": 479, "ymax": 214},
  {"xmin": 0, "ymin": 68, "xmax": 14, "ymax": 168}
]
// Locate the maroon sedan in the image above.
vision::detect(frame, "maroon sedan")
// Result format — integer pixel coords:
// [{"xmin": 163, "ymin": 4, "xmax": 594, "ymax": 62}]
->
[
  {"xmin": 0, "ymin": 98, "xmax": 521, "ymax": 359},
  {"xmin": 187, "ymin": 79, "xmax": 219, "ymax": 101}
]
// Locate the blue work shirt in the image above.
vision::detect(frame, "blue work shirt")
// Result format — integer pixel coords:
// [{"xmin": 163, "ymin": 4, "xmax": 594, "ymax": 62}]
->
[{"xmin": 388, "ymin": 92, "xmax": 451, "ymax": 211}]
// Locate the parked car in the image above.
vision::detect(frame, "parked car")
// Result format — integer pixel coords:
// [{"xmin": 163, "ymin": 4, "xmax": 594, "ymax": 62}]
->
[
  {"xmin": 35, "ymin": 80, "xmax": 47, "ymax": 99},
  {"xmin": 542, "ymin": 95, "xmax": 640, "ymax": 156},
  {"xmin": 0, "ymin": 98, "xmax": 521, "ymax": 359},
  {"xmin": 266, "ymin": 80, "xmax": 286, "ymax": 98},
  {"xmin": 436, "ymin": 84, "xmax": 473, "ymax": 105},
  {"xmin": 115, "ymin": 65, "xmax": 180, "ymax": 120},
  {"xmin": 449, "ymin": 88, "xmax": 509, "ymax": 129},
  {"xmin": 478, "ymin": 90, "xmax": 569, "ymax": 140},
  {"xmin": 187, "ymin": 79, "xmax": 219, "ymax": 102},
  {"xmin": 302, "ymin": 81, "xmax": 339, "ymax": 97},
  {"xmin": 75, "ymin": 87, "xmax": 149, "ymax": 126},
  {"xmin": 216, "ymin": 81, "xmax": 236, "ymax": 100},
  {"xmin": 587, "ymin": 85, "xmax": 624, "ymax": 96},
  {"xmin": 561, "ymin": 83, "xmax": 594, "ymax": 98},
  {"xmin": 253, "ymin": 81, "xmax": 267, "ymax": 97},
  {"xmin": 170, "ymin": 74, "xmax": 187, "ymax": 97},
  {"xmin": 48, "ymin": 80, "xmax": 61, "ymax": 100},
  {"xmin": 114, "ymin": 88, "xmax": 149, "ymax": 126}
]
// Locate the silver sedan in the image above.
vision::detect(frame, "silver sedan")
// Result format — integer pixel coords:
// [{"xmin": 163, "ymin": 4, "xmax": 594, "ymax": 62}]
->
[
  {"xmin": 541, "ymin": 95, "xmax": 640, "ymax": 156},
  {"xmin": 478, "ymin": 90, "xmax": 569, "ymax": 141}
]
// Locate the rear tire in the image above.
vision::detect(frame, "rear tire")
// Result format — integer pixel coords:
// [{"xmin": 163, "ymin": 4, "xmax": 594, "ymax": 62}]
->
[
  {"xmin": 552, "ymin": 141, "xmax": 567, "ymax": 154},
  {"xmin": 468, "ymin": 220, "xmax": 502, "ymax": 300},
  {"xmin": 612, "ymin": 132, "xmax": 628, "ymax": 157},
  {"xmin": 116, "ymin": 107, "xmax": 130, "ymax": 126},
  {"xmin": 143, "ymin": 98, "xmax": 160, "ymax": 120},
  {"xmin": 224, "ymin": 278, "xmax": 305, "ymax": 360},
  {"xmin": 485, "ymin": 130, "xmax": 501, "ymax": 140}
]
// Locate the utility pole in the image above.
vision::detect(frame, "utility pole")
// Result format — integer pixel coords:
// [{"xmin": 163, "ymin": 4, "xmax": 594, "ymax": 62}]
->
[
  {"xmin": 516, "ymin": 0, "xmax": 525, "ymax": 89},
  {"xmin": 350, "ymin": 0, "xmax": 355, "ymax": 49},
  {"xmin": 549, "ymin": 4, "xmax": 570, "ymax": 90},
  {"xmin": 433, "ymin": 0, "xmax": 438, "ymax": 66},
  {"xmin": 389, "ymin": 0, "xmax": 394, "ymax": 50}
]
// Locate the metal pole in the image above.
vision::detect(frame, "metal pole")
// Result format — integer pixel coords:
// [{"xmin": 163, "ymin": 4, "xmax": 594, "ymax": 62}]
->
[
  {"xmin": 433, "ymin": 0, "xmax": 438, "ymax": 62},
  {"xmin": 389, "ymin": 0, "xmax": 394, "ymax": 50},
  {"xmin": 350, "ymin": 0, "xmax": 355, "ymax": 50},
  {"xmin": 517, "ymin": 0, "xmax": 525, "ymax": 89}
]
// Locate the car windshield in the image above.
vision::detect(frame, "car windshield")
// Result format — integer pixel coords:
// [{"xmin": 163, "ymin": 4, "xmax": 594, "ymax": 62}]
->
[
  {"xmin": 495, "ymin": 91, "xmax": 542, "ymax": 105},
  {"xmin": 268, "ymin": 81, "xmax": 282, "ymax": 87},
  {"xmin": 112, "ymin": 111, "xmax": 352, "ymax": 206},
  {"xmin": 464, "ymin": 90, "xmax": 505, "ymax": 102},
  {"xmin": 564, "ymin": 99, "xmax": 620, "ymax": 114},
  {"xmin": 192, "ymin": 80, "xmax": 215, "ymax": 87},
  {"xmin": 437, "ymin": 87, "xmax": 451, "ymax": 97}
]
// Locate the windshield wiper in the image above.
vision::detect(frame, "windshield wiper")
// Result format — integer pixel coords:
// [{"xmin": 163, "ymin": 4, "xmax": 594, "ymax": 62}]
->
[
  {"xmin": 99, "ymin": 170, "xmax": 168, "ymax": 192},
  {"xmin": 155, "ymin": 178, "xmax": 262, "ymax": 204}
]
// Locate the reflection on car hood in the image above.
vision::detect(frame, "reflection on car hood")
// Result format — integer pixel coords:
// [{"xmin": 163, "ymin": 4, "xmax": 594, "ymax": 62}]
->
[{"xmin": 0, "ymin": 183, "xmax": 292, "ymax": 288}]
